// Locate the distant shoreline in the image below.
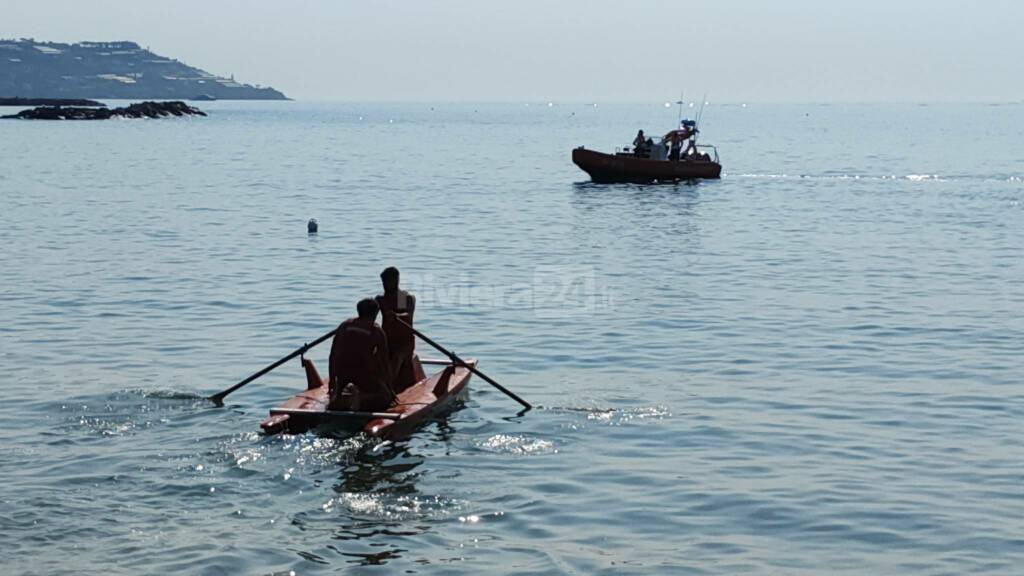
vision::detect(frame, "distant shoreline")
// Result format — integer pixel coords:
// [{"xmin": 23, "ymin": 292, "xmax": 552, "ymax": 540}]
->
[
  {"xmin": 0, "ymin": 97, "xmax": 106, "ymax": 107},
  {"xmin": 0, "ymin": 39, "xmax": 288, "ymax": 101}
]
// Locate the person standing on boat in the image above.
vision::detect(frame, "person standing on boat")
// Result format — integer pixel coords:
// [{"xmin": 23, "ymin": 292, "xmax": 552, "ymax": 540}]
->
[
  {"xmin": 632, "ymin": 130, "xmax": 647, "ymax": 157},
  {"xmin": 683, "ymin": 136, "xmax": 699, "ymax": 160},
  {"xmin": 376, "ymin": 267, "xmax": 418, "ymax": 393},
  {"xmin": 328, "ymin": 298, "xmax": 395, "ymax": 412},
  {"xmin": 668, "ymin": 131, "xmax": 682, "ymax": 162}
]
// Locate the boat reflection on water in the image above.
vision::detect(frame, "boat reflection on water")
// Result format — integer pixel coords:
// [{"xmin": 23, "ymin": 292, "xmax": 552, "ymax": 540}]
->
[
  {"xmin": 289, "ymin": 421, "xmax": 465, "ymax": 567},
  {"xmin": 571, "ymin": 179, "xmax": 704, "ymax": 238},
  {"xmin": 568, "ymin": 180, "xmax": 705, "ymax": 297}
]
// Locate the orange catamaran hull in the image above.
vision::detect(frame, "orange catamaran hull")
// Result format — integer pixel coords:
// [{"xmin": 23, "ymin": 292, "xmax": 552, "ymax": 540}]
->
[{"xmin": 260, "ymin": 356, "xmax": 475, "ymax": 439}]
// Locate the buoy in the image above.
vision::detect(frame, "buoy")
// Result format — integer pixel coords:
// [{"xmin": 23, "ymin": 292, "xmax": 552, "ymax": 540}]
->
[{"xmin": 307, "ymin": 218, "xmax": 318, "ymax": 234}]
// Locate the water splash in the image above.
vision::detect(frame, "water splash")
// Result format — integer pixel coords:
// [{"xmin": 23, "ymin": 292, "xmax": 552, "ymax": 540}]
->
[{"xmin": 475, "ymin": 434, "xmax": 558, "ymax": 455}]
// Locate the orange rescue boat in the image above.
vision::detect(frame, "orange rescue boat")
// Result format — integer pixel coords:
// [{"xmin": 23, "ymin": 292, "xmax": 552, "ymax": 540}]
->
[{"xmin": 573, "ymin": 118, "xmax": 723, "ymax": 183}]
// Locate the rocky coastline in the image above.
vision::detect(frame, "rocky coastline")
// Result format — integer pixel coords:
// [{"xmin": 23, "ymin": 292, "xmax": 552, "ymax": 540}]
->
[{"xmin": 2, "ymin": 100, "xmax": 206, "ymax": 120}]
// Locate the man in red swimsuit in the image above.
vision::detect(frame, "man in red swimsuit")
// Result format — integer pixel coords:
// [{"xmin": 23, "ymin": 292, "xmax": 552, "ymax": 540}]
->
[
  {"xmin": 328, "ymin": 298, "xmax": 394, "ymax": 411},
  {"xmin": 375, "ymin": 267, "xmax": 418, "ymax": 393}
]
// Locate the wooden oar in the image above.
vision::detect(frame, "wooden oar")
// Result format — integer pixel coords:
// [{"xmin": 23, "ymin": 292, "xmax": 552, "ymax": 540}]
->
[
  {"xmin": 395, "ymin": 317, "xmax": 532, "ymax": 411},
  {"xmin": 269, "ymin": 408, "xmax": 402, "ymax": 420},
  {"xmin": 209, "ymin": 326, "xmax": 338, "ymax": 406}
]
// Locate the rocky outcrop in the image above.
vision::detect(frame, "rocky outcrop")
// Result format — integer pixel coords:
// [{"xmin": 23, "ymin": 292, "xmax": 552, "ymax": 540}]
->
[
  {"xmin": 116, "ymin": 101, "xmax": 207, "ymax": 118},
  {"xmin": 3, "ymin": 100, "xmax": 206, "ymax": 120}
]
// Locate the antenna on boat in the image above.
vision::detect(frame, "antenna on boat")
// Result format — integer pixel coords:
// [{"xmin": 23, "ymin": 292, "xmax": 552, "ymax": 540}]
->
[
  {"xmin": 694, "ymin": 93, "xmax": 708, "ymax": 145},
  {"xmin": 696, "ymin": 93, "xmax": 708, "ymax": 126},
  {"xmin": 676, "ymin": 90, "xmax": 684, "ymax": 125}
]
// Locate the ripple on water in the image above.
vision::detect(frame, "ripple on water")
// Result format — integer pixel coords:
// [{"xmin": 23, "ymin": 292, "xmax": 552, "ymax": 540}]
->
[
  {"xmin": 474, "ymin": 434, "xmax": 559, "ymax": 455},
  {"xmin": 322, "ymin": 491, "xmax": 470, "ymax": 521},
  {"xmin": 579, "ymin": 405, "xmax": 672, "ymax": 426}
]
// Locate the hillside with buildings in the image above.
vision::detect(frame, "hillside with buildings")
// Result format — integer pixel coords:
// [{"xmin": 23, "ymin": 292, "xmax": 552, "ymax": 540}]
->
[{"xmin": 0, "ymin": 39, "xmax": 287, "ymax": 100}]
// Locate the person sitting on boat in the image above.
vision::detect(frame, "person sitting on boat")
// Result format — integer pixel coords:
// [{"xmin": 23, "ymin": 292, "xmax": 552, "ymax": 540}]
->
[
  {"xmin": 328, "ymin": 298, "xmax": 395, "ymax": 412},
  {"xmin": 375, "ymin": 267, "xmax": 418, "ymax": 393},
  {"xmin": 632, "ymin": 130, "xmax": 648, "ymax": 157}
]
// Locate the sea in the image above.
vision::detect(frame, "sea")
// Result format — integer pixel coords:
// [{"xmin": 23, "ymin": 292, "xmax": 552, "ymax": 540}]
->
[{"xmin": 1, "ymin": 101, "xmax": 1022, "ymax": 575}]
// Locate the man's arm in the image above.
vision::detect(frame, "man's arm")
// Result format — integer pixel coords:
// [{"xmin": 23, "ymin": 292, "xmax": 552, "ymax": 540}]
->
[
  {"xmin": 382, "ymin": 292, "xmax": 416, "ymax": 321},
  {"xmin": 402, "ymin": 293, "xmax": 416, "ymax": 323}
]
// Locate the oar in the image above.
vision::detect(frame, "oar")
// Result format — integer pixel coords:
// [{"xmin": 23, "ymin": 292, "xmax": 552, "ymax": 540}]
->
[
  {"xmin": 209, "ymin": 326, "xmax": 338, "ymax": 406},
  {"xmin": 395, "ymin": 317, "xmax": 531, "ymax": 411}
]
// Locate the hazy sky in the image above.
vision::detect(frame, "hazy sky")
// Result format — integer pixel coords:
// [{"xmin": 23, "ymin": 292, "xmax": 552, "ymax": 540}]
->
[{"xmin": 3, "ymin": 0, "xmax": 1020, "ymax": 102}]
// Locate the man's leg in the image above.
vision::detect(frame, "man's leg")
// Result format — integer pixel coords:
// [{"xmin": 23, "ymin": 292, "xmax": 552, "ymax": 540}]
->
[{"xmin": 390, "ymin": 344, "xmax": 417, "ymax": 393}]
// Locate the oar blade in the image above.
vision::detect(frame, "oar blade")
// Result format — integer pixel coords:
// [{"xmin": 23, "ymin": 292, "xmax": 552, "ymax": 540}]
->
[
  {"xmin": 208, "ymin": 327, "xmax": 338, "ymax": 405},
  {"xmin": 395, "ymin": 317, "xmax": 532, "ymax": 411}
]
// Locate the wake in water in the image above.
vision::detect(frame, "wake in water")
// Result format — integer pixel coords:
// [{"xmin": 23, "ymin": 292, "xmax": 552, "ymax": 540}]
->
[
  {"xmin": 137, "ymin": 388, "xmax": 210, "ymax": 401},
  {"xmin": 50, "ymin": 388, "xmax": 216, "ymax": 439},
  {"xmin": 539, "ymin": 404, "xmax": 673, "ymax": 425},
  {"xmin": 730, "ymin": 172, "xmax": 1024, "ymax": 183}
]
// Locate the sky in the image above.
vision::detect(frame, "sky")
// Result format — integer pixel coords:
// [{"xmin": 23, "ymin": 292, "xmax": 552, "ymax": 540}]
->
[{"xmin": 2, "ymin": 0, "xmax": 1021, "ymax": 102}]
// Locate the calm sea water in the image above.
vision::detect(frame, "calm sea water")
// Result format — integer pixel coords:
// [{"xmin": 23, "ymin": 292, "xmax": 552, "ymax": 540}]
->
[{"xmin": 1, "ymin": 102, "xmax": 1022, "ymax": 575}]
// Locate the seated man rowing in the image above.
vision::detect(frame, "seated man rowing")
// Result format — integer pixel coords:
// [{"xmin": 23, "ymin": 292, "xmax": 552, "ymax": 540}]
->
[{"xmin": 328, "ymin": 298, "xmax": 395, "ymax": 412}]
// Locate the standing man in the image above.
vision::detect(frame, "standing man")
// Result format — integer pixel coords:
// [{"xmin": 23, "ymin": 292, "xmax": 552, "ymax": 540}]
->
[
  {"xmin": 375, "ymin": 267, "xmax": 417, "ymax": 393},
  {"xmin": 667, "ymin": 131, "xmax": 682, "ymax": 162},
  {"xmin": 632, "ymin": 129, "xmax": 647, "ymax": 157},
  {"xmin": 328, "ymin": 298, "xmax": 394, "ymax": 411}
]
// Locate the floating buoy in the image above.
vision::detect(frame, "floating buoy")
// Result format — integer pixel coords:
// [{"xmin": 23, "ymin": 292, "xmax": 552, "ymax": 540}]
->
[{"xmin": 307, "ymin": 218, "xmax": 318, "ymax": 234}]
